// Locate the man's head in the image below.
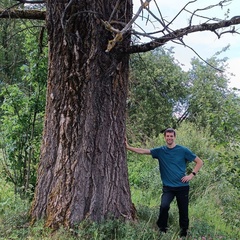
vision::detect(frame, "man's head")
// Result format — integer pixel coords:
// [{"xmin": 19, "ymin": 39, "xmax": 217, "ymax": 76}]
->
[
  {"xmin": 164, "ymin": 128, "xmax": 176, "ymax": 148},
  {"xmin": 164, "ymin": 128, "xmax": 176, "ymax": 137}
]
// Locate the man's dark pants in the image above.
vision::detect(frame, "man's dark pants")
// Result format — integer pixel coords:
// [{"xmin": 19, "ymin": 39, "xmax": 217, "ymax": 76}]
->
[{"xmin": 157, "ymin": 186, "xmax": 189, "ymax": 234}]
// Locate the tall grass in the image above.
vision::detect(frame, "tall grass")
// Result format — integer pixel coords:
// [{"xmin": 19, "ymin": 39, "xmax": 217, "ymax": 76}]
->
[{"xmin": 0, "ymin": 123, "xmax": 239, "ymax": 239}]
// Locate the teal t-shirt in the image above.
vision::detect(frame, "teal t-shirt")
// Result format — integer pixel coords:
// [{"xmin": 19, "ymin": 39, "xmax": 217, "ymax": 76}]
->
[{"xmin": 150, "ymin": 145, "xmax": 196, "ymax": 187}]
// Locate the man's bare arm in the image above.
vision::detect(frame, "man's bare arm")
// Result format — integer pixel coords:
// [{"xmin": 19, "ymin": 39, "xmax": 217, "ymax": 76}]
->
[
  {"xmin": 192, "ymin": 157, "xmax": 204, "ymax": 174},
  {"xmin": 125, "ymin": 139, "xmax": 151, "ymax": 155},
  {"xmin": 181, "ymin": 156, "xmax": 203, "ymax": 182}
]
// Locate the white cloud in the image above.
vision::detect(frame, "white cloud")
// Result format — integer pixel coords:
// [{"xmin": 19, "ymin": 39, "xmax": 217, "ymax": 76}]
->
[{"xmin": 227, "ymin": 58, "xmax": 240, "ymax": 89}]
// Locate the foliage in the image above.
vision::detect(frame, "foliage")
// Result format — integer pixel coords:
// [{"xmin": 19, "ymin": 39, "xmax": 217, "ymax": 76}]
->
[
  {"xmin": 186, "ymin": 56, "xmax": 240, "ymax": 144},
  {"xmin": 128, "ymin": 48, "xmax": 188, "ymax": 139},
  {"xmin": 0, "ymin": 176, "xmax": 30, "ymax": 239},
  {"xmin": 0, "ymin": 10, "xmax": 25, "ymax": 86},
  {"xmin": 0, "ymin": 19, "xmax": 47, "ymax": 197},
  {"xmin": 0, "ymin": 84, "xmax": 43, "ymax": 197},
  {"xmin": 215, "ymin": 145, "xmax": 240, "ymax": 189},
  {"xmin": 127, "ymin": 123, "xmax": 240, "ymax": 238},
  {"xmin": 1, "ymin": 122, "xmax": 239, "ymax": 239},
  {"xmin": 0, "ymin": 170, "xmax": 16, "ymax": 215}
]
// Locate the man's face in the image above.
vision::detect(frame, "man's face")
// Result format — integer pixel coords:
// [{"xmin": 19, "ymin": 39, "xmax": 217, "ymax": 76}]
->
[{"xmin": 164, "ymin": 132, "xmax": 176, "ymax": 146}]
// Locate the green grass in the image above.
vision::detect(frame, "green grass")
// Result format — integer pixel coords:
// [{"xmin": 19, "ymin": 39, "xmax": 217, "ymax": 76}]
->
[
  {"xmin": 0, "ymin": 132, "xmax": 239, "ymax": 240},
  {"xmin": 0, "ymin": 183, "xmax": 239, "ymax": 240},
  {"xmin": 0, "ymin": 161, "xmax": 239, "ymax": 240}
]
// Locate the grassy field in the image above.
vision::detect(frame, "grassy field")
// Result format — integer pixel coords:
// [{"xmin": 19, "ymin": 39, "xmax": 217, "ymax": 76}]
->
[{"xmin": 0, "ymin": 175, "xmax": 239, "ymax": 240}]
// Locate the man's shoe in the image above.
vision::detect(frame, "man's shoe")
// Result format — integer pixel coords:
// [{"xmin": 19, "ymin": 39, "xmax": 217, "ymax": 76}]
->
[
  {"xmin": 159, "ymin": 228, "xmax": 167, "ymax": 233},
  {"xmin": 180, "ymin": 229, "xmax": 188, "ymax": 237}
]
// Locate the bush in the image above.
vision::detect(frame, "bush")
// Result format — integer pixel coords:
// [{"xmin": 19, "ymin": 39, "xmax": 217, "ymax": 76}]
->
[
  {"xmin": 0, "ymin": 123, "xmax": 239, "ymax": 239},
  {"xmin": 0, "ymin": 178, "xmax": 30, "ymax": 239}
]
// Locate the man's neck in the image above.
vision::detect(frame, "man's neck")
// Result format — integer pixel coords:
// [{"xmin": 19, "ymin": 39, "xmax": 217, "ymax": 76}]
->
[{"xmin": 167, "ymin": 143, "xmax": 176, "ymax": 149}]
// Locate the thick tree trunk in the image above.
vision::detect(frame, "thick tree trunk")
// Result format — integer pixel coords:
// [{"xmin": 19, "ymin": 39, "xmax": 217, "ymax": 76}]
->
[{"xmin": 30, "ymin": 0, "xmax": 135, "ymax": 228}]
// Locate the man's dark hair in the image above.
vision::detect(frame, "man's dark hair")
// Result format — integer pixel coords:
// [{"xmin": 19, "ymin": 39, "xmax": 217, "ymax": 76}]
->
[{"xmin": 164, "ymin": 128, "xmax": 176, "ymax": 137}]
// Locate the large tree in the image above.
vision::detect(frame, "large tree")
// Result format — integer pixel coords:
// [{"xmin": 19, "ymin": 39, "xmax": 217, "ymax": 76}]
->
[
  {"xmin": 29, "ymin": 0, "xmax": 135, "ymax": 229},
  {"xmin": 1, "ymin": 0, "xmax": 240, "ymax": 229}
]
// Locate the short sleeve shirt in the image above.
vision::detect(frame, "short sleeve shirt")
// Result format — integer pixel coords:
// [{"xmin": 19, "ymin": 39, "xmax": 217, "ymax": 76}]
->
[{"xmin": 150, "ymin": 145, "xmax": 196, "ymax": 187}]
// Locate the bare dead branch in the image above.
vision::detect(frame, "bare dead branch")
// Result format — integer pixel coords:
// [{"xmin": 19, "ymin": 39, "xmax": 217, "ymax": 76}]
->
[
  {"xmin": 14, "ymin": 0, "xmax": 45, "ymax": 3},
  {"xmin": 184, "ymin": 8, "xmax": 221, "ymax": 23},
  {"xmin": 213, "ymin": 26, "xmax": 240, "ymax": 38},
  {"xmin": 103, "ymin": 0, "xmax": 152, "ymax": 52},
  {"xmin": 188, "ymin": 1, "xmax": 231, "ymax": 26},
  {"xmin": 61, "ymin": 0, "xmax": 75, "ymax": 32},
  {"xmin": 171, "ymin": 38, "xmax": 224, "ymax": 72},
  {"xmin": 166, "ymin": 0, "xmax": 197, "ymax": 29},
  {"xmin": 0, "ymin": 8, "xmax": 45, "ymax": 20},
  {"xmin": 128, "ymin": 0, "xmax": 237, "ymax": 71},
  {"xmin": 108, "ymin": 0, "xmax": 121, "ymax": 22},
  {"xmin": 1, "ymin": 0, "xmax": 240, "ymax": 68},
  {"xmin": 126, "ymin": 16, "xmax": 240, "ymax": 54}
]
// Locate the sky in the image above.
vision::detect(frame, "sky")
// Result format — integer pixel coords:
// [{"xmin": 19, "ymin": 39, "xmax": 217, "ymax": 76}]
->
[{"xmin": 132, "ymin": 0, "xmax": 240, "ymax": 90}]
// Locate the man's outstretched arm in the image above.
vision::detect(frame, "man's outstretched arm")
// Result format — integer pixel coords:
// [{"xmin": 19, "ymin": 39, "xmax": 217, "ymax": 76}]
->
[{"xmin": 125, "ymin": 139, "xmax": 151, "ymax": 155}]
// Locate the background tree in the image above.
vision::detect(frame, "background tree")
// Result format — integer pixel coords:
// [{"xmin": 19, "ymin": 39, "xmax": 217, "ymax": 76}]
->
[
  {"xmin": 128, "ymin": 48, "xmax": 188, "ymax": 139},
  {"xmin": 0, "ymin": 0, "xmax": 240, "ymax": 229},
  {"xmin": 0, "ymin": 16, "xmax": 47, "ymax": 197},
  {"xmin": 185, "ymin": 56, "xmax": 240, "ymax": 144}
]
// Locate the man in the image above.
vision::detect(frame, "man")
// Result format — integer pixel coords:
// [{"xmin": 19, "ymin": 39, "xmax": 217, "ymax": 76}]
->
[{"xmin": 125, "ymin": 128, "xmax": 203, "ymax": 237}]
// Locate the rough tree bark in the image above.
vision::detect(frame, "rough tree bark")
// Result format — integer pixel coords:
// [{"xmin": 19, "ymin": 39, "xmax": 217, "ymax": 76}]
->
[{"xmin": 30, "ymin": 0, "xmax": 135, "ymax": 228}]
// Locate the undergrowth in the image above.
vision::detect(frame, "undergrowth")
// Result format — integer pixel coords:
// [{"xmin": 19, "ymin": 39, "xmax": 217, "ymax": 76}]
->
[
  {"xmin": 0, "ymin": 125, "xmax": 239, "ymax": 239},
  {"xmin": 0, "ymin": 183, "xmax": 239, "ymax": 240}
]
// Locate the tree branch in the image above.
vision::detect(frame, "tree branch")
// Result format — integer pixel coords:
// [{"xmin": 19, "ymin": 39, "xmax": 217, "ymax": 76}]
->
[
  {"xmin": 126, "ymin": 16, "xmax": 240, "ymax": 54},
  {"xmin": 0, "ymin": 8, "xmax": 45, "ymax": 20},
  {"xmin": 102, "ymin": 0, "xmax": 152, "ymax": 52},
  {"xmin": 1, "ymin": 1, "xmax": 240, "ymax": 61},
  {"xmin": 14, "ymin": 0, "xmax": 45, "ymax": 3}
]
